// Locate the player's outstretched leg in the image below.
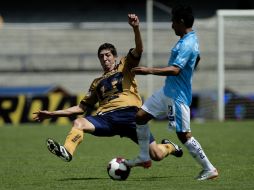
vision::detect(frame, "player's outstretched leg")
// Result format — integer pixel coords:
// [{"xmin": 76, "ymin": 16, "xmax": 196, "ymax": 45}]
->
[
  {"xmin": 161, "ymin": 139, "xmax": 183, "ymax": 157},
  {"xmin": 124, "ymin": 124, "xmax": 152, "ymax": 168},
  {"xmin": 46, "ymin": 138, "xmax": 72, "ymax": 162}
]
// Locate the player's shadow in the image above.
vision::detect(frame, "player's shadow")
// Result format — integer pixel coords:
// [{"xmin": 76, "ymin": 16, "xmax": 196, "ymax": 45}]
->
[
  {"xmin": 128, "ymin": 176, "xmax": 173, "ymax": 181},
  {"xmin": 58, "ymin": 176, "xmax": 175, "ymax": 181},
  {"xmin": 58, "ymin": 177, "xmax": 109, "ymax": 181}
]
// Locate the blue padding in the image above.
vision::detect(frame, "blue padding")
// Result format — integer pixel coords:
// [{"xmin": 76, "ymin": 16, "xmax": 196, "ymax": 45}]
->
[{"xmin": 0, "ymin": 85, "xmax": 56, "ymax": 96}]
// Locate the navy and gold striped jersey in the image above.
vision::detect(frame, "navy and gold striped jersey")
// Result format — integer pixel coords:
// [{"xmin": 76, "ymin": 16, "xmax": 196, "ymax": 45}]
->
[{"xmin": 80, "ymin": 49, "xmax": 142, "ymax": 114}]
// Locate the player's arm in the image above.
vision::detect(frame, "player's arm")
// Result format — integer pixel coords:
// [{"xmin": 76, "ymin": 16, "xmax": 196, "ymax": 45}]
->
[
  {"xmin": 132, "ymin": 65, "xmax": 181, "ymax": 76},
  {"xmin": 128, "ymin": 14, "xmax": 143, "ymax": 66},
  {"xmin": 33, "ymin": 105, "xmax": 86, "ymax": 122},
  {"xmin": 135, "ymin": 43, "xmax": 199, "ymax": 76}
]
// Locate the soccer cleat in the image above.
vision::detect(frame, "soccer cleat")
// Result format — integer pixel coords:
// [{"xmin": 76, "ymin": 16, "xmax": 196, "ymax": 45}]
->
[
  {"xmin": 124, "ymin": 156, "xmax": 152, "ymax": 169},
  {"xmin": 196, "ymin": 169, "xmax": 219, "ymax": 180},
  {"xmin": 161, "ymin": 139, "xmax": 183, "ymax": 157},
  {"xmin": 46, "ymin": 138, "xmax": 72, "ymax": 162}
]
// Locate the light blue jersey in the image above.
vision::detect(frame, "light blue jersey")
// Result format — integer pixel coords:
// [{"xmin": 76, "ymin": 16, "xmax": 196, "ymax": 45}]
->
[{"xmin": 163, "ymin": 31, "xmax": 199, "ymax": 106}]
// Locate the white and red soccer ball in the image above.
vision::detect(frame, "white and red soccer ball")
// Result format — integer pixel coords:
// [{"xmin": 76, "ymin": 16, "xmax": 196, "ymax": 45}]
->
[{"xmin": 107, "ymin": 157, "xmax": 131, "ymax": 180}]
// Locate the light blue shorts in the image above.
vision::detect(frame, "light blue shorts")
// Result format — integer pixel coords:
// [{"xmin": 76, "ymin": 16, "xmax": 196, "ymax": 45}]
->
[{"xmin": 142, "ymin": 88, "xmax": 191, "ymax": 132}]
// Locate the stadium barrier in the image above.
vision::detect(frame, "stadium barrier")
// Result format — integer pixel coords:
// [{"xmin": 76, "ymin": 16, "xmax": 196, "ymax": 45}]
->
[
  {"xmin": 1, "ymin": 91, "xmax": 253, "ymax": 125},
  {"xmin": 0, "ymin": 93, "xmax": 85, "ymax": 125}
]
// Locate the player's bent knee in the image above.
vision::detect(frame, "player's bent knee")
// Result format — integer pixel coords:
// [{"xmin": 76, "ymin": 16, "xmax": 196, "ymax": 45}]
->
[
  {"xmin": 135, "ymin": 110, "xmax": 153, "ymax": 125},
  {"xmin": 149, "ymin": 143, "xmax": 164, "ymax": 161},
  {"xmin": 73, "ymin": 118, "xmax": 87, "ymax": 130},
  {"xmin": 150, "ymin": 152, "xmax": 164, "ymax": 161},
  {"xmin": 73, "ymin": 118, "xmax": 95, "ymax": 133},
  {"xmin": 72, "ymin": 119, "xmax": 83, "ymax": 131},
  {"xmin": 135, "ymin": 115, "xmax": 149, "ymax": 125}
]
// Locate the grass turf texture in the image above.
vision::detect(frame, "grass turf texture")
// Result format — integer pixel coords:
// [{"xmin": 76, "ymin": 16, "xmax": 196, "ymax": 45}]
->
[{"xmin": 0, "ymin": 120, "xmax": 254, "ymax": 190}]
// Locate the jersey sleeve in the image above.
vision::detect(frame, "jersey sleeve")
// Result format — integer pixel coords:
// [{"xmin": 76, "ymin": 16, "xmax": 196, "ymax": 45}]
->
[
  {"xmin": 79, "ymin": 79, "xmax": 99, "ymax": 108},
  {"xmin": 125, "ymin": 48, "xmax": 142, "ymax": 69},
  {"xmin": 173, "ymin": 43, "xmax": 193, "ymax": 69}
]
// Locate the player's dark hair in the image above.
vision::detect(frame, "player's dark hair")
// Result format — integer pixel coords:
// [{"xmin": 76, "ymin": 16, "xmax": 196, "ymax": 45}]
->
[
  {"xmin": 97, "ymin": 43, "xmax": 118, "ymax": 57},
  {"xmin": 171, "ymin": 4, "xmax": 194, "ymax": 28}
]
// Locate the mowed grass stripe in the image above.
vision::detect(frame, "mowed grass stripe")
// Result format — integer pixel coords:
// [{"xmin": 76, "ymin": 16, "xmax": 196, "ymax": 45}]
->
[{"xmin": 0, "ymin": 120, "xmax": 254, "ymax": 190}]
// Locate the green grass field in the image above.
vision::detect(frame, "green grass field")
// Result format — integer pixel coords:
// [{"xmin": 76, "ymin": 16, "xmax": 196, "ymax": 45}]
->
[{"xmin": 0, "ymin": 120, "xmax": 254, "ymax": 190}]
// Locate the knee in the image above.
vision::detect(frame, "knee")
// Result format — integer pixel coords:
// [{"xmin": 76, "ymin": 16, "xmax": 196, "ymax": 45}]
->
[
  {"xmin": 72, "ymin": 117, "xmax": 95, "ymax": 133},
  {"xmin": 150, "ymin": 152, "xmax": 164, "ymax": 161},
  {"xmin": 149, "ymin": 144, "xmax": 165, "ymax": 161},
  {"xmin": 72, "ymin": 118, "xmax": 85, "ymax": 131},
  {"xmin": 135, "ymin": 110, "xmax": 153, "ymax": 125},
  {"xmin": 135, "ymin": 114, "xmax": 145, "ymax": 125}
]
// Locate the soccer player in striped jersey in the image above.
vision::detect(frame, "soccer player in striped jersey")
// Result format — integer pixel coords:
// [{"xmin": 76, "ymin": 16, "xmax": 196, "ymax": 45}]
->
[
  {"xmin": 125, "ymin": 5, "xmax": 218, "ymax": 180},
  {"xmin": 33, "ymin": 14, "xmax": 182, "ymax": 167}
]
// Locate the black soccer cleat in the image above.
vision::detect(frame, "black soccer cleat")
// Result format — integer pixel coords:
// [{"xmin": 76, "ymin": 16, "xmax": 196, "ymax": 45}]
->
[
  {"xmin": 161, "ymin": 139, "xmax": 183, "ymax": 157},
  {"xmin": 46, "ymin": 138, "xmax": 72, "ymax": 162}
]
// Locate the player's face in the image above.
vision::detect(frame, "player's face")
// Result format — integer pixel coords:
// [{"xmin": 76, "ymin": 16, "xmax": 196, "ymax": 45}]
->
[
  {"xmin": 98, "ymin": 49, "xmax": 117, "ymax": 72},
  {"xmin": 172, "ymin": 19, "xmax": 184, "ymax": 37}
]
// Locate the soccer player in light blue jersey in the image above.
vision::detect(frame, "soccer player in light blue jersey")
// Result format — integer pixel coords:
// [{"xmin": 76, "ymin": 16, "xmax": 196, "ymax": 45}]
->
[{"xmin": 125, "ymin": 5, "xmax": 218, "ymax": 180}]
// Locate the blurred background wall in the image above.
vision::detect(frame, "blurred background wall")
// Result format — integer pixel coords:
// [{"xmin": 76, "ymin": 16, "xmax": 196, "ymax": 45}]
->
[{"xmin": 0, "ymin": 0, "xmax": 253, "ymax": 123}]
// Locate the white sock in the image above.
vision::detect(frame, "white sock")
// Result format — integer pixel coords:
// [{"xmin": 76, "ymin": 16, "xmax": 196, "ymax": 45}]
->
[
  {"xmin": 184, "ymin": 137, "xmax": 215, "ymax": 171},
  {"xmin": 136, "ymin": 124, "xmax": 150, "ymax": 161}
]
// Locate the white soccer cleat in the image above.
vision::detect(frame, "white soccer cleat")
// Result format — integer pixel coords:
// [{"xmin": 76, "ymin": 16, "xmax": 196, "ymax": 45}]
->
[
  {"xmin": 124, "ymin": 156, "xmax": 152, "ymax": 168},
  {"xmin": 46, "ymin": 138, "xmax": 72, "ymax": 162},
  {"xmin": 196, "ymin": 169, "xmax": 219, "ymax": 180}
]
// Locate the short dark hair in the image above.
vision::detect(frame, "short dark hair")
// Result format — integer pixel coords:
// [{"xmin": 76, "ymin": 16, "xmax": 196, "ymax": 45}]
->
[
  {"xmin": 171, "ymin": 4, "xmax": 194, "ymax": 28},
  {"xmin": 97, "ymin": 43, "xmax": 117, "ymax": 57}
]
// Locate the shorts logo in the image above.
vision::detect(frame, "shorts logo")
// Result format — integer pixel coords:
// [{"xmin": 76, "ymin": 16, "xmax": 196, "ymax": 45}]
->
[
  {"xmin": 168, "ymin": 105, "xmax": 173, "ymax": 115},
  {"xmin": 168, "ymin": 116, "xmax": 175, "ymax": 121},
  {"xmin": 168, "ymin": 105, "xmax": 175, "ymax": 121}
]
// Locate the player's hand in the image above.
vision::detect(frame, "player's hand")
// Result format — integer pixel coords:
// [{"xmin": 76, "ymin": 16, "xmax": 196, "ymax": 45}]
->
[
  {"xmin": 128, "ymin": 14, "xmax": 139, "ymax": 28},
  {"xmin": 33, "ymin": 110, "xmax": 53, "ymax": 122},
  {"xmin": 131, "ymin": 66, "xmax": 151, "ymax": 75}
]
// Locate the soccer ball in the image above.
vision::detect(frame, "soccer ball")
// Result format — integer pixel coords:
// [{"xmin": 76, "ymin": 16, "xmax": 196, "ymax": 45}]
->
[{"xmin": 107, "ymin": 157, "xmax": 131, "ymax": 180}]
